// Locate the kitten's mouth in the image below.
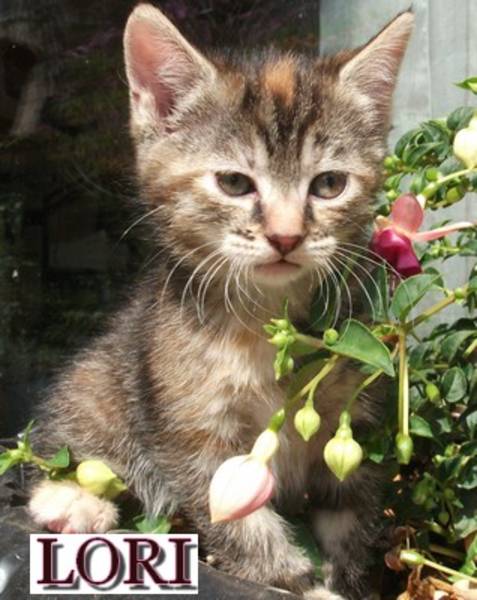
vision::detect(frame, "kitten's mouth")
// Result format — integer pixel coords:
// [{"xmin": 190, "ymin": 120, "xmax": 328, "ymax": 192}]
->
[{"xmin": 255, "ymin": 259, "xmax": 301, "ymax": 276}]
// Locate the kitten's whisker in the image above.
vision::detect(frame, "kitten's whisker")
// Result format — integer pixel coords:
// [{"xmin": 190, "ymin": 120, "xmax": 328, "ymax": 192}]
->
[
  {"xmin": 119, "ymin": 206, "xmax": 163, "ymax": 242},
  {"xmin": 235, "ymin": 262, "xmax": 271, "ymax": 316},
  {"xmin": 333, "ymin": 254, "xmax": 373, "ymax": 324},
  {"xmin": 138, "ymin": 246, "xmax": 169, "ymax": 274},
  {"xmin": 197, "ymin": 256, "xmax": 229, "ymax": 323},
  {"xmin": 247, "ymin": 264, "xmax": 266, "ymax": 298},
  {"xmin": 232, "ymin": 262, "xmax": 266, "ymax": 324},
  {"xmin": 328, "ymin": 256, "xmax": 353, "ymax": 333},
  {"xmin": 159, "ymin": 241, "xmax": 217, "ymax": 308},
  {"xmin": 334, "ymin": 248, "xmax": 383, "ymax": 322},
  {"xmin": 325, "ymin": 265, "xmax": 342, "ymax": 329},
  {"xmin": 339, "ymin": 241, "xmax": 404, "ymax": 282},
  {"xmin": 223, "ymin": 261, "xmax": 257, "ymax": 335},
  {"xmin": 309, "ymin": 264, "xmax": 331, "ymax": 329},
  {"xmin": 181, "ymin": 251, "xmax": 224, "ymax": 322}
]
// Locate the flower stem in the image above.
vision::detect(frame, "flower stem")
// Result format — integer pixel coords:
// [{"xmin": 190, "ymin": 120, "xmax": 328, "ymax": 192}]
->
[
  {"xmin": 344, "ymin": 369, "xmax": 383, "ymax": 413},
  {"xmin": 421, "ymin": 167, "xmax": 477, "ymax": 200},
  {"xmin": 294, "ymin": 333, "xmax": 324, "ymax": 350},
  {"xmin": 464, "ymin": 337, "xmax": 477, "ymax": 358},
  {"xmin": 429, "ymin": 544, "xmax": 465, "ymax": 561},
  {"xmin": 398, "ymin": 330, "xmax": 409, "ymax": 435},
  {"xmin": 423, "ymin": 557, "xmax": 477, "ymax": 585},
  {"xmin": 287, "ymin": 354, "xmax": 340, "ymax": 412},
  {"xmin": 405, "ymin": 286, "xmax": 468, "ymax": 330}
]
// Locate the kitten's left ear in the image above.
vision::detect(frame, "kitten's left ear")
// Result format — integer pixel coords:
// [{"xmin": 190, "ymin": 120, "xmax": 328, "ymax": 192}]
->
[{"xmin": 339, "ymin": 11, "xmax": 414, "ymax": 121}]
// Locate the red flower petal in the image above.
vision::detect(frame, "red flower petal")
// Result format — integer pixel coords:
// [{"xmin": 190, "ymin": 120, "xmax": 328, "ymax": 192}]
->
[
  {"xmin": 390, "ymin": 193, "xmax": 424, "ymax": 234},
  {"xmin": 371, "ymin": 227, "xmax": 421, "ymax": 278}
]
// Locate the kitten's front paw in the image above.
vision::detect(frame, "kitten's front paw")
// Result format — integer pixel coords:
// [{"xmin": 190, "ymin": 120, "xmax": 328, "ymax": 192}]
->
[
  {"xmin": 304, "ymin": 585, "xmax": 347, "ymax": 600},
  {"xmin": 29, "ymin": 480, "xmax": 118, "ymax": 533}
]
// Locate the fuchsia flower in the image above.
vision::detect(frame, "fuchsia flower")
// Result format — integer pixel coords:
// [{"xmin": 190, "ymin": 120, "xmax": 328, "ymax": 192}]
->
[
  {"xmin": 371, "ymin": 193, "xmax": 474, "ymax": 278},
  {"xmin": 209, "ymin": 455, "xmax": 275, "ymax": 523},
  {"xmin": 209, "ymin": 429, "xmax": 278, "ymax": 523}
]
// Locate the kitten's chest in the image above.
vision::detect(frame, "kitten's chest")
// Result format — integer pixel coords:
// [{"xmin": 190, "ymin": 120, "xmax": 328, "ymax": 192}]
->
[{"xmin": 199, "ymin": 328, "xmax": 313, "ymax": 498}]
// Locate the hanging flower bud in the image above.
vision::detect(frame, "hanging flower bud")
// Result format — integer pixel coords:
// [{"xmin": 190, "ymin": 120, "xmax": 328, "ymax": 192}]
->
[
  {"xmin": 208, "ymin": 429, "xmax": 279, "ymax": 523},
  {"xmin": 324, "ymin": 411, "xmax": 363, "ymax": 482},
  {"xmin": 76, "ymin": 460, "xmax": 127, "ymax": 499},
  {"xmin": 209, "ymin": 455, "xmax": 275, "ymax": 523},
  {"xmin": 269, "ymin": 332, "xmax": 291, "ymax": 347},
  {"xmin": 250, "ymin": 429, "xmax": 280, "ymax": 462},
  {"xmin": 395, "ymin": 432, "xmax": 413, "ymax": 465},
  {"xmin": 453, "ymin": 115, "xmax": 477, "ymax": 168},
  {"xmin": 294, "ymin": 405, "xmax": 321, "ymax": 442},
  {"xmin": 425, "ymin": 383, "xmax": 441, "ymax": 404},
  {"xmin": 323, "ymin": 328, "xmax": 339, "ymax": 346},
  {"xmin": 399, "ymin": 550, "xmax": 426, "ymax": 567}
]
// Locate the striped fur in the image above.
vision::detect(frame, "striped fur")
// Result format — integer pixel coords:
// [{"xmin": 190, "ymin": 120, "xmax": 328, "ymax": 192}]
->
[{"xmin": 29, "ymin": 6, "xmax": 413, "ymax": 599}]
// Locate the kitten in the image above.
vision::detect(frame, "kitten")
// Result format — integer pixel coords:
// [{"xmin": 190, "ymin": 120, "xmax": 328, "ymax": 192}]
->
[{"xmin": 28, "ymin": 5, "xmax": 413, "ymax": 599}]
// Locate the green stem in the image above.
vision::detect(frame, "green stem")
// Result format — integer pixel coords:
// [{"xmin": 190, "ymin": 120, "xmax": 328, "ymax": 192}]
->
[
  {"xmin": 464, "ymin": 337, "xmax": 477, "ymax": 358},
  {"xmin": 422, "ymin": 557, "xmax": 477, "ymax": 586},
  {"xmin": 405, "ymin": 286, "xmax": 468, "ymax": 330},
  {"xmin": 286, "ymin": 354, "xmax": 340, "ymax": 412},
  {"xmin": 345, "ymin": 369, "xmax": 383, "ymax": 413},
  {"xmin": 294, "ymin": 333, "xmax": 324, "ymax": 350},
  {"xmin": 266, "ymin": 355, "xmax": 340, "ymax": 433},
  {"xmin": 398, "ymin": 330, "xmax": 409, "ymax": 435},
  {"xmin": 429, "ymin": 544, "xmax": 465, "ymax": 561},
  {"xmin": 30, "ymin": 454, "xmax": 50, "ymax": 472},
  {"xmin": 421, "ymin": 167, "xmax": 477, "ymax": 199}
]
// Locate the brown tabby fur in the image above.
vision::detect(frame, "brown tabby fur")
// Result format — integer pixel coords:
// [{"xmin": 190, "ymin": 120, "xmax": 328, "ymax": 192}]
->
[{"xmin": 29, "ymin": 5, "xmax": 414, "ymax": 599}]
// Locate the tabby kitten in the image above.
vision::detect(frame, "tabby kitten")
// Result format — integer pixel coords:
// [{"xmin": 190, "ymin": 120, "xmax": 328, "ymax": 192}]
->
[{"xmin": 28, "ymin": 5, "xmax": 413, "ymax": 599}]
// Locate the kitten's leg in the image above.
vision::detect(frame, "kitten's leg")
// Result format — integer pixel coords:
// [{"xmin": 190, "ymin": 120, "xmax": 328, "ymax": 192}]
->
[
  {"xmin": 29, "ymin": 480, "xmax": 118, "ymax": 533},
  {"xmin": 311, "ymin": 466, "xmax": 385, "ymax": 600},
  {"xmin": 193, "ymin": 505, "xmax": 319, "ymax": 595}
]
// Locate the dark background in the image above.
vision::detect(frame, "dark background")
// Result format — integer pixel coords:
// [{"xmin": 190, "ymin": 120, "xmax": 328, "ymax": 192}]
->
[{"xmin": 0, "ymin": 0, "xmax": 319, "ymax": 436}]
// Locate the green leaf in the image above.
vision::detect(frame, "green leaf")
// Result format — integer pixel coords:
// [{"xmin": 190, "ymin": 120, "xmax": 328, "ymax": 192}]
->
[
  {"xmin": 410, "ymin": 415, "xmax": 434, "ymax": 438},
  {"xmin": 18, "ymin": 419, "xmax": 35, "ymax": 454},
  {"xmin": 454, "ymin": 491, "xmax": 477, "ymax": 539},
  {"xmin": 459, "ymin": 460, "xmax": 477, "ymax": 490},
  {"xmin": 391, "ymin": 274, "xmax": 440, "ymax": 321},
  {"xmin": 325, "ymin": 319, "xmax": 395, "ymax": 377},
  {"xmin": 363, "ymin": 433, "xmax": 391, "ymax": 464},
  {"xmin": 395, "ymin": 128, "xmax": 418, "ymax": 158},
  {"xmin": 0, "ymin": 453, "xmax": 17, "ymax": 476},
  {"xmin": 441, "ymin": 331, "xmax": 476, "ymax": 362},
  {"xmin": 132, "ymin": 514, "xmax": 171, "ymax": 534},
  {"xmin": 441, "ymin": 367, "xmax": 468, "ymax": 403},
  {"xmin": 465, "ymin": 409, "xmax": 477, "ymax": 438},
  {"xmin": 465, "ymin": 533, "xmax": 477, "ymax": 566},
  {"xmin": 447, "ymin": 106, "xmax": 475, "ymax": 130},
  {"xmin": 439, "ymin": 155, "xmax": 465, "ymax": 175},
  {"xmin": 455, "ymin": 78, "xmax": 477, "ymax": 95},
  {"xmin": 45, "ymin": 447, "xmax": 70, "ymax": 469},
  {"xmin": 403, "ymin": 141, "xmax": 443, "ymax": 167}
]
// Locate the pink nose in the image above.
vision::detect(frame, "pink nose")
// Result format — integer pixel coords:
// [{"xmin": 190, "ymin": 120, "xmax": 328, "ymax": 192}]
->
[{"xmin": 266, "ymin": 234, "xmax": 303, "ymax": 255}]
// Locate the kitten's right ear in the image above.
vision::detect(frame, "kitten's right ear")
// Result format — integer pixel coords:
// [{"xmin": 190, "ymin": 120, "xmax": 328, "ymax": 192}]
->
[{"xmin": 124, "ymin": 3, "xmax": 215, "ymax": 135}]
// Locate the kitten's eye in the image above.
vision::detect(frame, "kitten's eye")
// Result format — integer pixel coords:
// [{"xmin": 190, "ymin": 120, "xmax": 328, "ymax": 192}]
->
[
  {"xmin": 309, "ymin": 171, "xmax": 347, "ymax": 199},
  {"xmin": 216, "ymin": 172, "xmax": 255, "ymax": 197}
]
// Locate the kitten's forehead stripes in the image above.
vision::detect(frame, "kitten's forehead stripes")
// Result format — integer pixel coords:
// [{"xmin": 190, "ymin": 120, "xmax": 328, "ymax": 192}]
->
[
  {"xmin": 261, "ymin": 57, "xmax": 296, "ymax": 108},
  {"xmin": 233, "ymin": 56, "xmax": 327, "ymax": 178}
]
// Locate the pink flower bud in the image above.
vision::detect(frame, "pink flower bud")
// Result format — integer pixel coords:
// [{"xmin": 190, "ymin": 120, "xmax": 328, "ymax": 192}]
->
[{"xmin": 209, "ymin": 455, "xmax": 275, "ymax": 523}]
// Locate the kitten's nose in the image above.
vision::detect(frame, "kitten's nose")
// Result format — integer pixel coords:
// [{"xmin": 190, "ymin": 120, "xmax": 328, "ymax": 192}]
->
[{"xmin": 266, "ymin": 234, "xmax": 303, "ymax": 255}]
